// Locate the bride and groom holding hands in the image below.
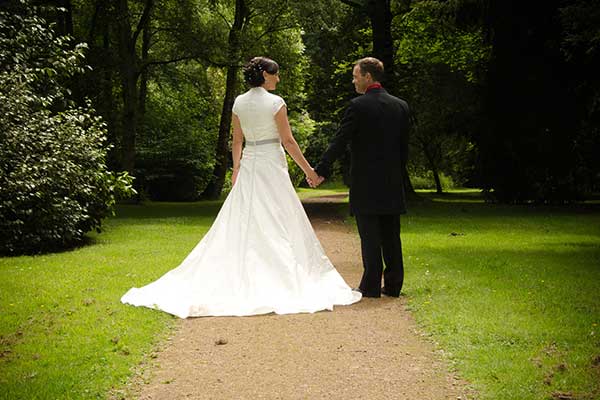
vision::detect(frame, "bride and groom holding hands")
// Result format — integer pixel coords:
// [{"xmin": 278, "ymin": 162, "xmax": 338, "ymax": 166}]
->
[{"xmin": 121, "ymin": 56, "xmax": 410, "ymax": 318}]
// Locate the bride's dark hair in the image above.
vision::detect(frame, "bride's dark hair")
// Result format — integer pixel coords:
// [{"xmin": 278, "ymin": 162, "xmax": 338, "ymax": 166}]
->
[{"xmin": 243, "ymin": 57, "xmax": 279, "ymax": 87}]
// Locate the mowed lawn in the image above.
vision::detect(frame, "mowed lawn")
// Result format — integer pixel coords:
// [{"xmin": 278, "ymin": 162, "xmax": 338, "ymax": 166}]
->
[
  {"xmin": 0, "ymin": 188, "xmax": 599, "ymax": 399},
  {"xmin": 396, "ymin": 190, "xmax": 600, "ymax": 400},
  {"xmin": 0, "ymin": 201, "xmax": 224, "ymax": 399}
]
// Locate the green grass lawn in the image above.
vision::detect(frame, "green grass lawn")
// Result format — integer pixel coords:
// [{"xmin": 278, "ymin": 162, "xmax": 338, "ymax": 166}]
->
[
  {"xmin": 1, "ymin": 188, "xmax": 598, "ymax": 399},
  {"xmin": 0, "ymin": 201, "xmax": 225, "ymax": 399},
  {"xmin": 397, "ymin": 191, "xmax": 600, "ymax": 400}
]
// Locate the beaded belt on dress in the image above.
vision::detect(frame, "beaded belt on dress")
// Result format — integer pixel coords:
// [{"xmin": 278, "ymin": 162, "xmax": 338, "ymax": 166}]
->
[{"xmin": 245, "ymin": 138, "xmax": 281, "ymax": 146}]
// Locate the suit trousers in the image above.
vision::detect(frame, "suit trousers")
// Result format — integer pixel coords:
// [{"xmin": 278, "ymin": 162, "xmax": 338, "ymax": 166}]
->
[{"xmin": 354, "ymin": 213, "xmax": 404, "ymax": 297}]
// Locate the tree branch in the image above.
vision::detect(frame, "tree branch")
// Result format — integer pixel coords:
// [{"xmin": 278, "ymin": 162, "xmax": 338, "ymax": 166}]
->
[
  {"xmin": 251, "ymin": 1, "xmax": 292, "ymax": 42},
  {"xmin": 253, "ymin": 23, "xmax": 299, "ymax": 42},
  {"xmin": 141, "ymin": 55, "xmax": 197, "ymax": 69},
  {"xmin": 132, "ymin": 0, "xmax": 153, "ymax": 45},
  {"xmin": 87, "ymin": 0, "xmax": 101, "ymax": 44},
  {"xmin": 141, "ymin": 54, "xmax": 231, "ymax": 71},
  {"xmin": 212, "ymin": 4, "xmax": 233, "ymax": 30}
]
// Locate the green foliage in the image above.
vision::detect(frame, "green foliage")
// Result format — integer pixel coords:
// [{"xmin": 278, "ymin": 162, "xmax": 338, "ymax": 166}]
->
[
  {"xmin": 393, "ymin": 2, "xmax": 488, "ymax": 188},
  {"xmin": 397, "ymin": 1, "xmax": 490, "ymax": 83},
  {"xmin": 136, "ymin": 65, "xmax": 219, "ymax": 201},
  {"xmin": 559, "ymin": 0, "xmax": 600, "ymax": 61},
  {"xmin": 0, "ymin": 3, "xmax": 135, "ymax": 255},
  {"xmin": 299, "ymin": 2, "xmax": 371, "ymax": 123},
  {"xmin": 296, "ymin": 2, "xmax": 371, "ymax": 182},
  {"xmin": 559, "ymin": 0, "xmax": 600, "ymax": 195}
]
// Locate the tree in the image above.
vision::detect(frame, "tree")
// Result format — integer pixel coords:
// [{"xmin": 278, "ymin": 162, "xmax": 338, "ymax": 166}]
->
[
  {"xmin": 395, "ymin": 0, "xmax": 488, "ymax": 192},
  {"xmin": 480, "ymin": 0, "xmax": 584, "ymax": 202},
  {"xmin": 113, "ymin": 0, "xmax": 154, "ymax": 176},
  {"xmin": 558, "ymin": 0, "xmax": 600, "ymax": 196},
  {"xmin": 337, "ymin": 0, "xmax": 416, "ymax": 195},
  {"xmin": 72, "ymin": 0, "xmax": 213, "ymax": 175},
  {"xmin": 201, "ymin": 0, "xmax": 249, "ymax": 199}
]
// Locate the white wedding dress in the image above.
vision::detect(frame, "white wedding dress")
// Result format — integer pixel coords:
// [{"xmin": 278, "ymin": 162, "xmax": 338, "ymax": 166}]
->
[{"xmin": 121, "ymin": 86, "xmax": 361, "ymax": 318}]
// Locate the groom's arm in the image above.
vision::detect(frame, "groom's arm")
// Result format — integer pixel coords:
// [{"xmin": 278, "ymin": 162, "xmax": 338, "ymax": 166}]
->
[{"xmin": 314, "ymin": 102, "xmax": 357, "ymax": 178}]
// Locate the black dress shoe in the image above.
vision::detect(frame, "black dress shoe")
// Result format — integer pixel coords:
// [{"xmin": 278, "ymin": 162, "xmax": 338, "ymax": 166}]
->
[
  {"xmin": 381, "ymin": 287, "xmax": 401, "ymax": 298},
  {"xmin": 353, "ymin": 287, "xmax": 381, "ymax": 298}
]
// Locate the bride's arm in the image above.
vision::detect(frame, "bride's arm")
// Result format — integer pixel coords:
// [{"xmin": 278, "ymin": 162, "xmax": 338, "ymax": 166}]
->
[
  {"xmin": 231, "ymin": 113, "xmax": 244, "ymax": 185},
  {"xmin": 274, "ymin": 106, "xmax": 319, "ymax": 183}
]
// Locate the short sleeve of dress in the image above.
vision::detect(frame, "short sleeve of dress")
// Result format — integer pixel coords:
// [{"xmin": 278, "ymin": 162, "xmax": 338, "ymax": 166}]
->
[
  {"xmin": 272, "ymin": 96, "xmax": 286, "ymax": 115},
  {"xmin": 232, "ymin": 96, "xmax": 240, "ymax": 115}
]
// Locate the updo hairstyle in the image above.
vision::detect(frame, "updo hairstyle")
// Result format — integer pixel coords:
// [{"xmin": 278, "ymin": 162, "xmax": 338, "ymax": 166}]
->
[{"xmin": 243, "ymin": 57, "xmax": 279, "ymax": 87}]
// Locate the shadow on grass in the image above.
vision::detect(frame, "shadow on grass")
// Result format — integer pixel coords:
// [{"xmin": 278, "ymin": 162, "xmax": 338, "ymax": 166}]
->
[
  {"xmin": 113, "ymin": 200, "xmax": 225, "ymax": 220},
  {"xmin": 414, "ymin": 190, "xmax": 600, "ymax": 211},
  {"xmin": 1, "ymin": 234, "xmax": 101, "ymax": 258},
  {"xmin": 115, "ymin": 194, "xmax": 352, "ymax": 222},
  {"xmin": 411, "ymin": 244, "xmax": 600, "ymax": 277}
]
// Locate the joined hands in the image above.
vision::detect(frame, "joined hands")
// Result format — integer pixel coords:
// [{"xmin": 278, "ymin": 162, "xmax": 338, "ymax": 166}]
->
[{"xmin": 306, "ymin": 169, "xmax": 325, "ymax": 188}]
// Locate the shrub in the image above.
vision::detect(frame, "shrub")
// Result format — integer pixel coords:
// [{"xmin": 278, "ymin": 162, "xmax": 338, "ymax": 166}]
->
[{"xmin": 0, "ymin": 2, "xmax": 135, "ymax": 255}]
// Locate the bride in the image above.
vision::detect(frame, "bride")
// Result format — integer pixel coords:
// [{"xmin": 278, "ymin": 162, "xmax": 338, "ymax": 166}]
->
[{"xmin": 121, "ymin": 56, "xmax": 361, "ymax": 318}]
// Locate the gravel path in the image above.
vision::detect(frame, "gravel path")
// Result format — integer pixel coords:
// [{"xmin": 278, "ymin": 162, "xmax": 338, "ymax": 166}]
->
[{"xmin": 121, "ymin": 195, "xmax": 473, "ymax": 400}]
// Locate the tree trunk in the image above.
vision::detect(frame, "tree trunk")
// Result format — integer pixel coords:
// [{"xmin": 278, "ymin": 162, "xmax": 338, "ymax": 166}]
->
[
  {"xmin": 367, "ymin": 0, "xmax": 394, "ymax": 90},
  {"xmin": 201, "ymin": 0, "xmax": 248, "ymax": 199},
  {"xmin": 50, "ymin": 0, "xmax": 73, "ymax": 36},
  {"xmin": 422, "ymin": 142, "xmax": 443, "ymax": 194},
  {"xmin": 101, "ymin": 8, "xmax": 119, "ymax": 171},
  {"xmin": 366, "ymin": 0, "xmax": 416, "ymax": 198},
  {"xmin": 114, "ymin": 0, "xmax": 153, "ymax": 175},
  {"xmin": 115, "ymin": 0, "xmax": 138, "ymax": 175},
  {"xmin": 432, "ymin": 168, "xmax": 443, "ymax": 194},
  {"xmin": 138, "ymin": 22, "xmax": 151, "ymax": 123}
]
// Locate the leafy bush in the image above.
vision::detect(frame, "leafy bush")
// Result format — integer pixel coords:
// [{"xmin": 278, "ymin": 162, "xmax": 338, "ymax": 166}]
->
[{"xmin": 0, "ymin": 2, "xmax": 135, "ymax": 255}]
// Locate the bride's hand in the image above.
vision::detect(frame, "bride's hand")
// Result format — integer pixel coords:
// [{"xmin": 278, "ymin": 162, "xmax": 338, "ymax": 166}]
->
[{"xmin": 305, "ymin": 168, "xmax": 321, "ymax": 188}]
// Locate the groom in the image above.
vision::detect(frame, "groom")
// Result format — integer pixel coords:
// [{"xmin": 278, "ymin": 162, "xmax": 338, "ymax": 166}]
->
[{"xmin": 311, "ymin": 57, "xmax": 410, "ymax": 298}]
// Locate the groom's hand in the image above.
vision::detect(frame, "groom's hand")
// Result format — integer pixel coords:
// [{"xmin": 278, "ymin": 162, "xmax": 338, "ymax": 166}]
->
[{"xmin": 307, "ymin": 175, "xmax": 325, "ymax": 188}]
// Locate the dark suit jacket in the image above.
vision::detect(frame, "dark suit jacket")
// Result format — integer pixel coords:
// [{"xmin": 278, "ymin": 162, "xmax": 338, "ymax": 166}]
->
[{"xmin": 315, "ymin": 88, "xmax": 410, "ymax": 215}]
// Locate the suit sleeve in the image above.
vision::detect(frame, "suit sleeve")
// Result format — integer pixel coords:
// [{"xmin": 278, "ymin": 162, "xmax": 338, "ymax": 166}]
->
[{"xmin": 315, "ymin": 102, "xmax": 357, "ymax": 178}]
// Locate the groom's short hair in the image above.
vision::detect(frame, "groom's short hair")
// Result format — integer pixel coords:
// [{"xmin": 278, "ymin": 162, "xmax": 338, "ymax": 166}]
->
[{"xmin": 356, "ymin": 57, "xmax": 384, "ymax": 82}]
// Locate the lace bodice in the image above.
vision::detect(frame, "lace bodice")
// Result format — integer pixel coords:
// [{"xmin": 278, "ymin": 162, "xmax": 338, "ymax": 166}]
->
[{"xmin": 232, "ymin": 87, "xmax": 286, "ymax": 142}]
